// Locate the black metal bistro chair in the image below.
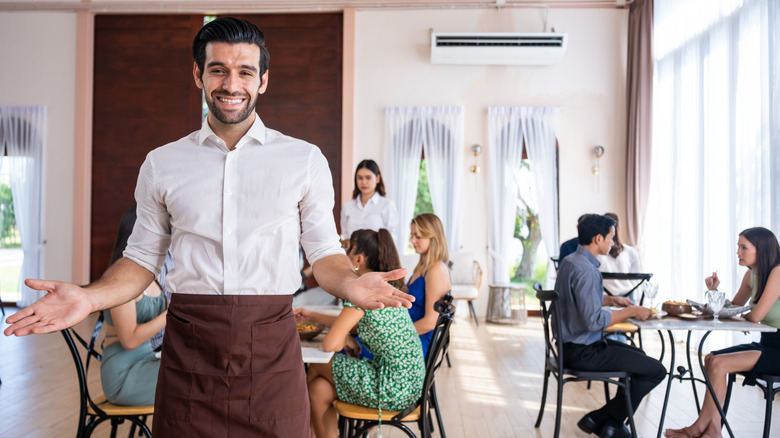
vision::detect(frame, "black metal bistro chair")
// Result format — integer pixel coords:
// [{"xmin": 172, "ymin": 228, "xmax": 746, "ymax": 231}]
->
[
  {"xmin": 723, "ymin": 371, "xmax": 780, "ymax": 438},
  {"xmin": 335, "ymin": 299, "xmax": 455, "ymax": 438},
  {"xmin": 62, "ymin": 313, "xmax": 154, "ymax": 438},
  {"xmin": 533, "ymin": 282, "xmax": 637, "ymax": 438}
]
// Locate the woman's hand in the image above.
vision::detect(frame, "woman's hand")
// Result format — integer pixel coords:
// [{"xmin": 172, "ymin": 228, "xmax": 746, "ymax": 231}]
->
[
  {"xmin": 293, "ymin": 308, "xmax": 311, "ymax": 323},
  {"xmin": 705, "ymin": 272, "xmax": 720, "ymax": 290},
  {"xmin": 343, "ymin": 336, "xmax": 362, "ymax": 358}
]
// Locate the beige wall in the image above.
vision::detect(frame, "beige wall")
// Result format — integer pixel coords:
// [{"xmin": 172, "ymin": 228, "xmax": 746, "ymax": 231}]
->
[
  {"xmin": 0, "ymin": 11, "xmax": 77, "ymax": 282},
  {"xmin": 0, "ymin": 8, "xmax": 629, "ymax": 316},
  {"xmin": 353, "ymin": 8, "xmax": 629, "ymax": 314}
]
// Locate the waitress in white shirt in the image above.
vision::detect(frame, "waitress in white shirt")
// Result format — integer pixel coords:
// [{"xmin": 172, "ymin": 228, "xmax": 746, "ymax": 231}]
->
[{"xmin": 340, "ymin": 159, "xmax": 399, "ymax": 244}]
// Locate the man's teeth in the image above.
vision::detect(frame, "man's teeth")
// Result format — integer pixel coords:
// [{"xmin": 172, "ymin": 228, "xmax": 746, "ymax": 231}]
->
[{"xmin": 219, "ymin": 97, "xmax": 243, "ymax": 104}]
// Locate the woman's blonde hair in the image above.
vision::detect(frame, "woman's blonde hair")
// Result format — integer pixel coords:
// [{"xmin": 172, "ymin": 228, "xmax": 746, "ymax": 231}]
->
[{"xmin": 411, "ymin": 213, "xmax": 449, "ymax": 277}]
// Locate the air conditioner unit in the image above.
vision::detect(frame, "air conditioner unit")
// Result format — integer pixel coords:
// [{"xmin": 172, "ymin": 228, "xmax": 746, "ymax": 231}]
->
[{"xmin": 430, "ymin": 32, "xmax": 568, "ymax": 66}]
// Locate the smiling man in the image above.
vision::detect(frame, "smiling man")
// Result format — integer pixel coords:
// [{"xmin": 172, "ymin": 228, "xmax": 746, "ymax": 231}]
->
[{"xmin": 5, "ymin": 17, "xmax": 413, "ymax": 438}]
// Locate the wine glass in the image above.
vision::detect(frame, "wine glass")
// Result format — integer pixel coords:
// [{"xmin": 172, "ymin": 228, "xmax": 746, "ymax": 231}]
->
[
  {"xmin": 644, "ymin": 282, "xmax": 659, "ymax": 314},
  {"xmin": 706, "ymin": 290, "xmax": 726, "ymax": 324}
]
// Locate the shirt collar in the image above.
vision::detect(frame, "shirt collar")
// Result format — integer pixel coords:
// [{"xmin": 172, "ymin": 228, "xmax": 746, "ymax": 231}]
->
[
  {"xmin": 197, "ymin": 113, "xmax": 267, "ymax": 149},
  {"xmin": 575, "ymin": 245, "xmax": 601, "ymax": 268},
  {"xmin": 356, "ymin": 192, "xmax": 380, "ymax": 209}
]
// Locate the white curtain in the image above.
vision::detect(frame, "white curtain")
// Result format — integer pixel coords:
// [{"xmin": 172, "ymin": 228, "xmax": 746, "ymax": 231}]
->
[
  {"xmin": 487, "ymin": 107, "xmax": 559, "ymax": 285},
  {"xmin": 646, "ymin": 0, "xmax": 779, "ymax": 309},
  {"xmin": 0, "ymin": 106, "xmax": 47, "ymax": 307},
  {"xmin": 385, "ymin": 106, "xmax": 464, "ymax": 254}
]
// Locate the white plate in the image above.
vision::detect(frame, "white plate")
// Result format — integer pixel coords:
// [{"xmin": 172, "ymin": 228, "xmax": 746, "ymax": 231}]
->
[{"xmin": 653, "ymin": 310, "xmax": 668, "ymax": 319}]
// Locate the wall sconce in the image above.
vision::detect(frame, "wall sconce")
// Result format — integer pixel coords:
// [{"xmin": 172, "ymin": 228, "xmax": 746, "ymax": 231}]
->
[
  {"xmin": 592, "ymin": 145, "xmax": 605, "ymax": 191},
  {"xmin": 470, "ymin": 144, "xmax": 482, "ymax": 173}
]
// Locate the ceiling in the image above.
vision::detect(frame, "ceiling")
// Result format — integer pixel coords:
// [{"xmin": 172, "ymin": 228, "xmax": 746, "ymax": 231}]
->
[{"xmin": 0, "ymin": 0, "xmax": 628, "ymax": 13}]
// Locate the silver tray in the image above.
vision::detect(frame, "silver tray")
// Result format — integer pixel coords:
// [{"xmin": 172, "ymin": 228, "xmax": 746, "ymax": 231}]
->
[{"xmin": 687, "ymin": 299, "xmax": 752, "ymax": 318}]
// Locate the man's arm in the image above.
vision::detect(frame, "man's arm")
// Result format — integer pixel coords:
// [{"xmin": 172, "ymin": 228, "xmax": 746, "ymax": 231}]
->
[
  {"xmin": 312, "ymin": 254, "xmax": 413, "ymax": 310},
  {"xmin": 4, "ymin": 258, "xmax": 154, "ymax": 336},
  {"xmin": 603, "ymin": 295, "xmax": 652, "ymax": 324}
]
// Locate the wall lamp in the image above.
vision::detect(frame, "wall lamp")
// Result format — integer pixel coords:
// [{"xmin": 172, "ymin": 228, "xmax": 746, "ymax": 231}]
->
[
  {"xmin": 470, "ymin": 144, "xmax": 482, "ymax": 173},
  {"xmin": 592, "ymin": 145, "xmax": 605, "ymax": 191}
]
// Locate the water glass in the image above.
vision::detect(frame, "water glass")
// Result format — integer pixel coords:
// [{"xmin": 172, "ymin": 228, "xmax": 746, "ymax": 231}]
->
[
  {"xmin": 644, "ymin": 282, "xmax": 659, "ymax": 311},
  {"xmin": 706, "ymin": 290, "xmax": 726, "ymax": 324}
]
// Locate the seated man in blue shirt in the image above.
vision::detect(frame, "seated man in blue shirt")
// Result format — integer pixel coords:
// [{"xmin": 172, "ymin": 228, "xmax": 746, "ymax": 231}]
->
[{"xmin": 554, "ymin": 214, "xmax": 666, "ymax": 438}]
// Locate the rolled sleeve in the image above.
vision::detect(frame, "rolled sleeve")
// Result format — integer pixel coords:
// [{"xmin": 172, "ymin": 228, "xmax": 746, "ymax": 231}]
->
[
  {"xmin": 123, "ymin": 154, "xmax": 171, "ymax": 276},
  {"xmin": 299, "ymin": 147, "xmax": 345, "ymax": 265}
]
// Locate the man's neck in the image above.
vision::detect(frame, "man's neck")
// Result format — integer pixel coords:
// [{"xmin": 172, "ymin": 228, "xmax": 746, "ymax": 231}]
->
[
  {"xmin": 582, "ymin": 243, "xmax": 601, "ymax": 258},
  {"xmin": 208, "ymin": 114, "xmax": 255, "ymax": 150}
]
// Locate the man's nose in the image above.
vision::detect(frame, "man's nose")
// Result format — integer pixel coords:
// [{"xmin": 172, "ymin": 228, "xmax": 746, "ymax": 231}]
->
[{"xmin": 222, "ymin": 73, "xmax": 241, "ymax": 93}]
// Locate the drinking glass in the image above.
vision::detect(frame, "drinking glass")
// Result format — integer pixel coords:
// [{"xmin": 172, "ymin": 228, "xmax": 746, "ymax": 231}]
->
[
  {"xmin": 706, "ymin": 290, "xmax": 726, "ymax": 324},
  {"xmin": 644, "ymin": 282, "xmax": 659, "ymax": 313}
]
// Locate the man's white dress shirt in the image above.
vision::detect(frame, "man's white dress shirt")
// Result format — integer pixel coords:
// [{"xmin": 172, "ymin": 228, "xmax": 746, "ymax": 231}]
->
[
  {"xmin": 124, "ymin": 115, "xmax": 344, "ymax": 295},
  {"xmin": 339, "ymin": 193, "xmax": 398, "ymax": 244}
]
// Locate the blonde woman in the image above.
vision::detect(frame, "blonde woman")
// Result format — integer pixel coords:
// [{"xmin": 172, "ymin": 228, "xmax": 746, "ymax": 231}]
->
[{"xmin": 407, "ymin": 213, "xmax": 451, "ymax": 356}]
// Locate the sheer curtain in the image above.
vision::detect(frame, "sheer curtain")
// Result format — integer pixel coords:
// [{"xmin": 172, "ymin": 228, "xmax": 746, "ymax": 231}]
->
[
  {"xmin": 487, "ymin": 107, "xmax": 559, "ymax": 285},
  {"xmin": 0, "ymin": 106, "xmax": 47, "ymax": 307},
  {"xmin": 646, "ymin": 0, "xmax": 779, "ymax": 307},
  {"xmin": 385, "ymin": 107, "xmax": 423, "ymax": 255},
  {"xmin": 419, "ymin": 106, "xmax": 463, "ymax": 252},
  {"xmin": 385, "ymin": 106, "xmax": 464, "ymax": 254}
]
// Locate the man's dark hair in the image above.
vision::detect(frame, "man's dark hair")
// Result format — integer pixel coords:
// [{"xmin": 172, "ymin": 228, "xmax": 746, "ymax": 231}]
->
[
  {"xmin": 192, "ymin": 17, "xmax": 270, "ymax": 82},
  {"xmin": 577, "ymin": 214, "xmax": 616, "ymax": 246}
]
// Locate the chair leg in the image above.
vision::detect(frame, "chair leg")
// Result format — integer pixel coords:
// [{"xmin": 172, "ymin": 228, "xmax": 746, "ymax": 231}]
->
[
  {"xmin": 624, "ymin": 378, "xmax": 637, "ymax": 438},
  {"xmin": 468, "ymin": 301, "xmax": 479, "ymax": 326},
  {"xmin": 430, "ymin": 383, "xmax": 446, "ymax": 438},
  {"xmin": 445, "ymin": 351, "xmax": 451, "ymax": 368},
  {"xmin": 535, "ymin": 369, "xmax": 550, "ymax": 427},
  {"xmin": 603, "ymin": 381, "xmax": 611, "ymax": 402},
  {"xmin": 723, "ymin": 374, "xmax": 736, "ymax": 416},
  {"xmin": 554, "ymin": 378, "xmax": 563, "ymax": 438},
  {"xmin": 762, "ymin": 385, "xmax": 775, "ymax": 438}
]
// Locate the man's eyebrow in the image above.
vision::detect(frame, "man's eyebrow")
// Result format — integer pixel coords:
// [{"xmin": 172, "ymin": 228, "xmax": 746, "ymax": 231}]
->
[{"xmin": 206, "ymin": 61, "xmax": 258, "ymax": 72}]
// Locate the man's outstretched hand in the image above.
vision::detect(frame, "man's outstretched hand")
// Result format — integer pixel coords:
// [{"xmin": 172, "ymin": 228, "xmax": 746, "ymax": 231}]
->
[
  {"xmin": 345, "ymin": 268, "xmax": 414, "ymax": 310},
  {"xmin": 4, "ymin": 279, "xmax": 93, "ymax": 336}
]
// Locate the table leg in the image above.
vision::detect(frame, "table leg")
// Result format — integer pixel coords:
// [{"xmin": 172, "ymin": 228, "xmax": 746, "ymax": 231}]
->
[
  {"xmin": 697, "ymin": 331, "xmax": 735, "ymax": 438},
  {"xmin": 657, "ymin": 329, "xmax": 676, "ymax": 438},
  {"xmin": 686, "ymin": 331, "xmax": 702, "ymax": 412}
]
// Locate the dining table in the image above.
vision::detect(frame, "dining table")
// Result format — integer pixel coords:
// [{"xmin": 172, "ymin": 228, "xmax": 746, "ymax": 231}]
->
[
  {"xmin": 628, "ymin": 313, "xmax": 777, "ymax": 438},
  {"xmin": 299, "ymin": 305, "xmax": 342, "ymax": 364}
]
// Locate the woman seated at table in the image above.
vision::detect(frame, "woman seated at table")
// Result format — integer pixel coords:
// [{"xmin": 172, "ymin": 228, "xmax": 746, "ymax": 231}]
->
[
  {"xmin": 666, "ymin": 227, "xmax": 780, "ymax": 438},
  {"xmin": 100, "ymin": 206, "xmax": 167, "ymax": 406},
  {"xmin": 407, "ymin": 213, "xmax": 451, "ymax": 357},
  {"xmin": 306, "ymin": 228, "xmax": 425, "ymax": 438},
  {"xmin": 598, "ymin": 212, "xmax": 643, "ymax": 301}
]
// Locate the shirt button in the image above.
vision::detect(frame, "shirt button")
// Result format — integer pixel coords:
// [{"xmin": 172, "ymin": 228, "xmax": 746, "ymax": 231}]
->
[
  {"xmin": 226, "ymin": 228, "xmax": 232, "ymax": 234},
  {"xmin": 227, "ymin": 264, "xmax": 232, "ymax": 271},
  {"xmin": 227, "ymin": 190, "xmax": 233, "ymax": 196}
]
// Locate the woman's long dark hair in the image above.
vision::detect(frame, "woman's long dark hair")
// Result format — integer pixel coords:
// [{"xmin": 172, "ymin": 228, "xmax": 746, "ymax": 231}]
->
[
  {"xmin": 349, "ymin": 228, "xmax": 406, "ymax": 292},
  {"xmin": 739, "ymin": 227, "xmax": 780, "ymax": 304},
  {"xmin": 605, "ymin": 212, "xmax": 623, "ymax": 258},
  {"xmin": 110, "ymin": 205, "xmax": 137, "ymax": 265},
  {"xmin": 351, "ymin": 159, "xmax": 386, "ymax": 199}
]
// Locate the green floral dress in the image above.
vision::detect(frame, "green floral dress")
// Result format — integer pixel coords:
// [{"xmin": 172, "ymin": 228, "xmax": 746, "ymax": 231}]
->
[{"xmin": 331, "ymin": 301, "xmax": 425, "ymax": 411}]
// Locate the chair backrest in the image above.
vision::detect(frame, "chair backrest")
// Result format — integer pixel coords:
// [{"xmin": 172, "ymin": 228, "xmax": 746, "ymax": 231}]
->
[
  {"xmin": 533, "ymin": 282, "xmax": 564, "ymax": 374},
  {"xmin": 550, "ymin": 256, "xmax": 560, "ymax": 271},
  {"xmin": 395, "ymin": 299, "xmax": 455, "ymax": 420},
  {"xmin": 62, "ymin": 313, "xmax": 109, "ymax": 420}
]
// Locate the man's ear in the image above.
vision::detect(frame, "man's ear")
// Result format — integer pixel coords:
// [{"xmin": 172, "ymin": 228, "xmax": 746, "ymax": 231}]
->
[
  {"xmin": 258, "ymin": 70, "xmax": 269, "ymax": 94},
  {"xmin": 193, "ymin": 62, "xmax": 204, "ymax": 89}
]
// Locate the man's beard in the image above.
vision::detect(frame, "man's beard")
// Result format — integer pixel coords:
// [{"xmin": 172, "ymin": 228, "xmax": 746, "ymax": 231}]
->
[{"xmin": 205, "ymin": 92, "xmax": 257, "ymax": 125}]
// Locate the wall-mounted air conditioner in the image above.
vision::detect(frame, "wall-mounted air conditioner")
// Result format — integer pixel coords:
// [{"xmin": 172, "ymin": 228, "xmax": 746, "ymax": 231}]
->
[{"xmin": 430, "ymin": 32, "xmax": 568, "ymax": 66}]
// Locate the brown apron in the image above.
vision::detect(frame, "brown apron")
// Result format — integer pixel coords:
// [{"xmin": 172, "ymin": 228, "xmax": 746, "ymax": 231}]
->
[{"xmin": 152, "ymin": 294, "xmax": 310, "ymax": 438}]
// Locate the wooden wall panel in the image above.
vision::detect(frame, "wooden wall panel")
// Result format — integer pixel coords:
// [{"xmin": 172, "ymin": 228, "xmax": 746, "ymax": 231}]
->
[{"xmin": 90, "ymin": 14, "xmax": 343, "ymax": 281}]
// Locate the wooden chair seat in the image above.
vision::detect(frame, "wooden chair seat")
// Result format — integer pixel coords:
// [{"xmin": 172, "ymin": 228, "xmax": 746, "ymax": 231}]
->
[
  {"xmin": 604, "ymin": 322, "xmax": 639, "ymax": 333},
  {"xmin": 87, "ymin": 394, "xmax": 154, "ymax": 417},
  {"xmin": 335, "ymin": 400, "xmax": 422, "ymax": 422}
]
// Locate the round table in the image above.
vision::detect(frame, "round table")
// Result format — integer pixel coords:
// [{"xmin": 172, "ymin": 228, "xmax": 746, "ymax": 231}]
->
[{"xmin": 486, "ymin": 282, "xmax": 527, "ymax": 325}]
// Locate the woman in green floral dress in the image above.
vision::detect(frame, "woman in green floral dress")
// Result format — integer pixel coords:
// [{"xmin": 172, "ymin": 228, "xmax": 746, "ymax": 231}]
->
[{"xmin": 306, "ymin": 229, "xmax": 425, "ymax": 438}]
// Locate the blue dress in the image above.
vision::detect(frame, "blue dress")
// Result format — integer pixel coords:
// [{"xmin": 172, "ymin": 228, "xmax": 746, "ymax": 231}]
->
[
  {"xmin": 407, "ymin": 274, "xmax": 433, "ymax": 357},
  {"xmin": 100, "ymin": 293, "xmax": 166, "ymax": 406}
]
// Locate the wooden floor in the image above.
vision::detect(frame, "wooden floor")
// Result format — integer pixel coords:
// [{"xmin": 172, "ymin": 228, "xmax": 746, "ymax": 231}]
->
[{"xmin": 0, "ymin": 307, "xmax": 777, "ymax": 437}]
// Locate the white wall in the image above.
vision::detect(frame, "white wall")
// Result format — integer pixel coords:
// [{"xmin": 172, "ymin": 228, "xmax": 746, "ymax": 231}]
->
[
  {"xmin": 0, "ymin": 12, "xmax": 77, "ymax": 283},
  {"xmin": 353, "ymin": 8, "xmax": 629, "ymax": 316}
]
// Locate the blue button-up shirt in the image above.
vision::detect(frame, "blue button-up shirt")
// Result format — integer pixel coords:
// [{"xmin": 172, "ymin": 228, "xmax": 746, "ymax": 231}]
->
[{"xmin": 553, "ymin": 245, "xmax": 610, "ymax": 345}]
